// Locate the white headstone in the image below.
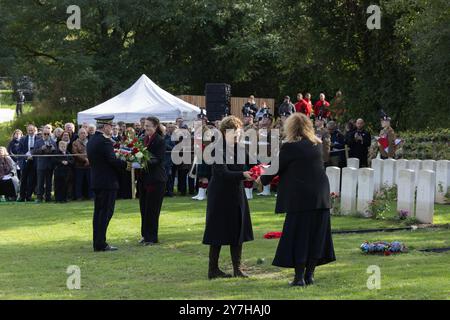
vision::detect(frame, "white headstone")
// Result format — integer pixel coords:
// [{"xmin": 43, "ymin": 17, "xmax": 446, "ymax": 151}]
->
[
  {"xmin": 326, "ymin": 166, "xmax": 341, "ymax": 195},
  {"xmin": 395, "ymin": 159, "xmax": 409, "ymax": 184},
  {"xmin": 422, "ymin": 160, "xmax": 437, "ymax": 172},
  {"xmin": 382, "ymin": 158, "xmax": 397, "ymax": 187},
  {"xmin": 415, "ymin": 170, "xmax": 435, "ymax": 224},
  {"xmin": 340, "ymin": 167, "xmax": 358, "ymax": 215},
  {"xmin": 347, "ymin": 158, "xmax": 360, "ymax": 169},
  {"xmin": 436, "ymin": 160, "xmax": 450, "ymax": 204},
  {"xmin": 357, "ymin": 168, "xmax": 374, "ymax": 217},
  {"xmin": 397, "ymin": 169, "xmax": 415, "ymax": 217},
  {"xmin": 371, "ymin": 158, "xmax": 384, "ymax": 192},
  {"xmin": 409, "ymin": 159, "xmax": 422, "ymax": 187}
]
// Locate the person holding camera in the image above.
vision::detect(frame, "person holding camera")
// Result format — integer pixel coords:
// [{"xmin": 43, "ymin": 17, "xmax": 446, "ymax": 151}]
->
[
  {"xmin": 33, "ymin": 127, "xmax": 57, "ymax": 203},
  {"xmin": 345, "ymin": 118, "xmax": 371, "ymax": 167}
]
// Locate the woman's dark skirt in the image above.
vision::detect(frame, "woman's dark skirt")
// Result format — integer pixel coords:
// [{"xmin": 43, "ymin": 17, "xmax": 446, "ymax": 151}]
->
[{"xmin": 273, "ymin": 209, "xmax": 336, "ymax": 268}]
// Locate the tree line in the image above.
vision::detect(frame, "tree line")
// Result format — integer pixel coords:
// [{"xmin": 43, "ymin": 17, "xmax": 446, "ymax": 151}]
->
[{"xmin": 0, "ymin": 0, "xmax": 448, "ymax": 130}]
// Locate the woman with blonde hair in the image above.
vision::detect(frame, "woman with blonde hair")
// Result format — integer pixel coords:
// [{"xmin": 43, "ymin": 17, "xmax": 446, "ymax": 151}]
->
[
  {"xmin": 203, "ymin": 116, "xmax": 255, "ymax": 279},
  {"xmin": 259, "ymin": 113, "xmax": 335, "ymax": 286}
]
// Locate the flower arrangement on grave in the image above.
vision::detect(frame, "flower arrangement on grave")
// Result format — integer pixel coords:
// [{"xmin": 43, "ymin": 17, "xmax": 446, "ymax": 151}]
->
[{"xmin": 360, "ymin": 241, "xmax": 408, "ymax": 255}]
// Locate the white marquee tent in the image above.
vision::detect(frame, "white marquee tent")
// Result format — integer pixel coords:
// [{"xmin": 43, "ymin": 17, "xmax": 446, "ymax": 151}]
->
[{"xmin": 77, "ymin": 74, "xmax": 201, "ymax": 124}]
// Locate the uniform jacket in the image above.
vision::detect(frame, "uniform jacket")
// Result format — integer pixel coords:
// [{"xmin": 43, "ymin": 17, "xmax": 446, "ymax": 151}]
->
[
  {"xmin": 87, "ymin": 131, "xmax": 127, "ymax": 190},
  {"xmin": 379, "ymin": 126, "xmax": 396, "ymax": 158}
]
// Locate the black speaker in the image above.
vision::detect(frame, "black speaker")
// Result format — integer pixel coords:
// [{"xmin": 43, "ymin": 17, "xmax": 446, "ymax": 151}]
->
[{"xmin": 205, "ymin": 83, "xmax": 231, "ymax": 121}]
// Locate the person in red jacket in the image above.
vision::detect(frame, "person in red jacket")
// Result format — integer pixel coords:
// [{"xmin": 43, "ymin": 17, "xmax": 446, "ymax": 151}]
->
[
  {"xmin": 296, "ymin": 93, "xmax": 313, "ymax": 117},
  {"xmin": 294, "ymin": 93, "xmax": 304, "ymax": 113},
  {"xmin": 314, "ymin": 93, "xmax": 331, "ymax": 118}
]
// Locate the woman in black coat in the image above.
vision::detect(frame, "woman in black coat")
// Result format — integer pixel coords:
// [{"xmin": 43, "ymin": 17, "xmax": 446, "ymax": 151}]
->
[
  {"xmin": 259, "ymin": 113, "xmax": 336, "ymax": 286},
  {"xmin": 138, "ymin": 116, "xmax": 167, "ymax": 246},
  {"xmin": 203, "ymin": 116, "xmax": 255, "ymax": 279}
]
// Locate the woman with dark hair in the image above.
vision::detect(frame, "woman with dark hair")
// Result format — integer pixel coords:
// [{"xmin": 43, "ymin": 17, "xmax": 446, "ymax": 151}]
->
[
  {"xmin": 203, "ymin": 116, "xmax": 255, "ymax": 279},
  {"xmin": 259, "ymin": 113, "xmax": 336, "ymax": 287},
  {"xmin": 138, "ymin": 116, "xmax": 167, "ymax": 245}
]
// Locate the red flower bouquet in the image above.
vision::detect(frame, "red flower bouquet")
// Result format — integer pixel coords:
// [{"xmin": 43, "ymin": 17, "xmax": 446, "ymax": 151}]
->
[
  {"xmin": 114, "ymin": 134, "xmax": 150, "ymax": 169},
  {"xmin": 249, "ymin": 164, "xmax": 266, "ymax": 180}
]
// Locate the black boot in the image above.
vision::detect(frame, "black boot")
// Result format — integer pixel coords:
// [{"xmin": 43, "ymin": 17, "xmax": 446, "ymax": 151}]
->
[
  {"xmin": 208, "ymin": 245, "xmax": 232, "ymax": 280},
  {"xmin": 305, "ymin": 260, "xmax": 317, "ymax": 286},
  {"xmin": 289, "ymin": 265, "xmax": 306, "ymax": 287},
  {"xmin": 230, "ymin": 245, "xmax": 249, "ymax": 278}
]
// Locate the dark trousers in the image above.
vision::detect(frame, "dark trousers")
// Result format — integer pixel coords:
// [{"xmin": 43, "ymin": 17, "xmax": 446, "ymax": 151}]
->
[
  {"xmin": 36, "ymin": 168, "xmax": 53, "ymax": 201},
  {"xmin": 118, "ymin": 170, "xmax": 132, "ymax": 199},
  {"xmin": 177, "ymin": 167, "xmax": 195, "ymax": 195},
  {"xmin": 54, "ymin": 173, "xmax": 68, "ymax": 202},
  {"xmin": 75, "ymin": 167, "xmax": 93, "ymax": 199},
  {"xmin": 165, "ymin": 164, "xmax": 174, "ymax": 194},
  {"xmin": 19, "ymin": 160, "xmax": 36, "ymax": 200},
  {"xmin": 93, "ymin": 189, "xmax": 117, "ymax": 250},
  {"xmin": 139, "ymin": 182, "xmax": 166, "ymax": 242}
]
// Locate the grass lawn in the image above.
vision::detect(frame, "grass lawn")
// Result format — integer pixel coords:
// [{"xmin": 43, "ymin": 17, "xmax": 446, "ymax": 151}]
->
[{"xmin": 0, "ymin": 196, "xmax": 449, "ymax": 300}]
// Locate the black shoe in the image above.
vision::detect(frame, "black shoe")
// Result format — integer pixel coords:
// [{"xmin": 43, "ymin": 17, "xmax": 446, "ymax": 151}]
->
[
  {"xmin": 17, "ymin": 198, "xmax": 25, "ymax": 202},
  {"xmin": 94, "ymin": 245, "xmax": 118, "ymax": 252},
  {"xmin": 290, "ymin": 265, "xmax": 306, "ymax": 287},
  {"xmin": 143, "ymin": 241, "xmax": 158, "ymax": 246},
  {"xmin": 231, "ymin": 245, "xmax": 249, "ymax": 278},
  {"xmin": 305, "ymin": 274, "xmax": 315, "ymax": 286},
  {"xmin": 26, "ymin": 198, "xmax": 32, "ymax": 202},
  {"xmin": 305, "ymin": 262, "xmax": 316, "ymax": 286},
  {"xmin": 138, "ymin": 238, "xmax": 145, "ymax": 244},
  {"xmin": 208, "ymin": 268, "xmax": 232, "ymax": 280},
  {"xmin": 289, "ymin": 279, "xmax": 306, "ymax": 287}
]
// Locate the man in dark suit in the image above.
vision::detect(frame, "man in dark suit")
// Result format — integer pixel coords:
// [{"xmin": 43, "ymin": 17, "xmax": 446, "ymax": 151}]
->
[
  {"xmin": 17, "ymin": 124, "xmax": 39, "ymax": 202},
  {"xmin": 33, "ymin": 127, "xmax": 57, "ymax": 202},
  {"xmin": 345, "ymin": 118, "xmax": 371, "ymax": 167},
  {"xmin": 87, "ymin": 116, "xmax": 129, "ymax": 252}
]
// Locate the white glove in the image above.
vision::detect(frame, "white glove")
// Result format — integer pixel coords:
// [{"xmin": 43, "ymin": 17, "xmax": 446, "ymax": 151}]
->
[{"xmin": 132, "ymin": 162, "xmax": 142, "ymax": 169}]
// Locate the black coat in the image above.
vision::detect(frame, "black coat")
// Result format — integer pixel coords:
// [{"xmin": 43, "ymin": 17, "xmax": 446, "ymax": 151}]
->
[
  {"xmin": 52, "ymin": 152, "xmax": 74, "ymax": 176},
  {"xmin": 7, "ymin": 138, "xmax": 21, "ymax": 162},
  {"xmin": 139, "ymin": 134, "xmax": 167, "ymax": 186},
  {"xmin": 261, "ymin": 139, "xmax": 331, "ymax": 214},
  {"xmin": 345, "ymin": 129, "xmax": 371, "ymax": 166},
  {"xmin": 87, "ymin": 131, "xmax": 127, "ymax": 190},
  {"xmin": 203, "ymin": 144, "xmax": 254, "ymax": 246}
]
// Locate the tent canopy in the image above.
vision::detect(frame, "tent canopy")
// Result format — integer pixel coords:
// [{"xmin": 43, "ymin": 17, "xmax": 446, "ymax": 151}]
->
[{"xmin": 77, "ymin": 74, "xmax": 201, "ymax": 124}]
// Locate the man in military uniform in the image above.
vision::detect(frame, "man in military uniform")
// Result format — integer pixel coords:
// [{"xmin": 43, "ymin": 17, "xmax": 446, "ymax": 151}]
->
[
  {"xmin": 314, "ymin": 114, "xmax": 331, "ymax": 167},
  {"xmin": 87, "ymin": 115, "xmax": 129, "ymax": 252},
  {"xmin": 191, "ymin": 110, "xmax": 213, "ymax": 201},
  {"xmin": 378, "ymin": 111, "xmax": 397, "ymax": 159}
]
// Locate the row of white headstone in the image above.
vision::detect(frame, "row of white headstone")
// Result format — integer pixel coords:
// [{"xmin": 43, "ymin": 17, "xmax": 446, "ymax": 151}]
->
[{"xmin": 326, "ymin": 158, "xmax": 450, "ymax": 224}]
